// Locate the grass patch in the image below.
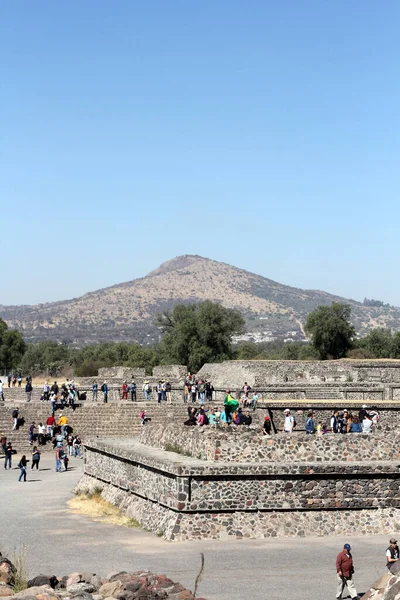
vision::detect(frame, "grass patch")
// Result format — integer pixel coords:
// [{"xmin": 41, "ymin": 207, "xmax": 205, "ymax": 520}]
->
[
  {"xmin": 68, "ymin": 494, "xmax": 140, "ymax": 528},
  {"xmin": 13, "ymin": 546, "xmax": 28, "ymax": 593}
]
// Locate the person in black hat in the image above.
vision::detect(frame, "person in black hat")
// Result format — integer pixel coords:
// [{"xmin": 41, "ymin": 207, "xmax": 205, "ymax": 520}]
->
[
  {"xmin": 336, "ymin": 543, "xmax": 358, "ymax": 599},
  {"xmin": 386, "ymin": 538, "xmax": 400, "ymax": 571}
]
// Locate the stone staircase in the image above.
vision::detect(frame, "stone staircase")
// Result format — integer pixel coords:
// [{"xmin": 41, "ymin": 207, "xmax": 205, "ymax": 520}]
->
[{"xmin": 0, "ymin": 402, "xmax": 189, "ymax": 454}]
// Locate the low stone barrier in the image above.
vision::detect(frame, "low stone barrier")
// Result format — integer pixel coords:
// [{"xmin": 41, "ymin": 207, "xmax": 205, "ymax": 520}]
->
[
  {"xmin": 138, "ymin": 423, "xmax": 400, "ymax": 463},
  {"xmin": 77, "ymin": 432, "xmax": 400, "ymax": 540}
]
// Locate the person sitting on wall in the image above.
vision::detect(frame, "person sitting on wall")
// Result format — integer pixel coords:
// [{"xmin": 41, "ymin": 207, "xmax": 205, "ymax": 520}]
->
[
  {"xmin": 197, "ymin": 407, "xmax": 209, "ymax": 426},
  {"xmin": 234, "ymin": 407, "xmax": 244, "ymax": 425},
  {"xmin": 208, "ymin": 407, "xmax": 219, "ymax": 426},
  {"xmin": 184, "ymin": 406, "xmax": 197, "ymax": 426},
  {"xmin": 242, "ymin": 409, "xmax": 252, "ymax": 426},
  {"xmin": 263, "ymin": 416, "xmax": 272, "ymax": 435}
]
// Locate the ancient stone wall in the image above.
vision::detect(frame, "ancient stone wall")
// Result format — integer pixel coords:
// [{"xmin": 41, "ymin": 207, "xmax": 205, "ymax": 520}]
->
[
  {"xmin": 152, "ymin": 365, "xmax": 187, "ymax": 381},
  {"xmin": 197, "ymin": 359, "xmax": 400, "ymax": 388},
  {"xmin": 78, "ymin": 434, "xmax": 400, "ymax": 540},
  {"xmin": 98, "ymin": 367, "xmax": 146, "ymax": 380}
]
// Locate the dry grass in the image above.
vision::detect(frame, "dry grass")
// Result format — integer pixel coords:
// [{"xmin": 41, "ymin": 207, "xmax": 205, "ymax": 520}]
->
[{"xmin": 68, "ymin": 493, "xmax": 139, "ymax": 528}]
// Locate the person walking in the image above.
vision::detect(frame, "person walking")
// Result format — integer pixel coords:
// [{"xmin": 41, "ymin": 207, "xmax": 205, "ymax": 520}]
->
[
  {"xmin": 31, "ymin": 446, "xmax": 41, "ymax": 470},
  {"xmin": 12, "ymin": 407, "xmax": 19, "ymax": 430},
  {"xmin": 283, "ymin": 409, "xmax": 295, "ymax": 433},
  {"xmin": 92, "ymin": 381, "xmax": 98, "ymax": 402},
  {"xmin": 25, "ymin": 379, "xmax": 33, "ymax": 402},
  {"xmin": 28, "ymin": 422, "xmax": 36, "ymax": 445},
  {"xmin": 386, "ymin": 538, "xmax": 400, "ymax": 571},
  {"xmin": 336, "ymin": 543, "xmax": 358, "ymax": 599},
  {"xmin": 0, "ymin": 379, "xmax": 4, "ymax": 401},
  {"xmin": 18, "ymin": 455, "xmax": 28, "ymax": 481},
  {"xmin": 55, "ymin": 446, "xmax": 62, "ymax": 472},
  {"xmin": 4, "ymin": 442, "xmax": 13, "ymax": 469}
]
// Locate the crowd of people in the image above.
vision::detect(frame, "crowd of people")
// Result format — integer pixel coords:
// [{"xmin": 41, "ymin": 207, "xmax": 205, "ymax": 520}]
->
[
  {"xmin": 1, "ymin": 407, "xmax": 83, "ymax": 481},
  {"xmin": 303, "ymin": 404, "xmax": 380, "ymax": 435}
]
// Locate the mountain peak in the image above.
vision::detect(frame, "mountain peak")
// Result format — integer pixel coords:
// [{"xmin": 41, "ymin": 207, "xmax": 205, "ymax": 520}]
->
[{"xmin": 146, "ymin": 254, "xmax": 210, "ymax": 277}]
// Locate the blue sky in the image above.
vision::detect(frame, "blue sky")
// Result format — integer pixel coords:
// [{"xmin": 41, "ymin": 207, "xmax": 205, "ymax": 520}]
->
[{"xmin": 1, "ymin": 1, "xmax": 400, "ymax": 306}]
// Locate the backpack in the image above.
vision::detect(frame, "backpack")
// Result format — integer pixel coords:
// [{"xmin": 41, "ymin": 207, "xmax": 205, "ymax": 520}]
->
[{"xmin": 292, "ymin": 416, "xmax": 297, "ymax": 428}]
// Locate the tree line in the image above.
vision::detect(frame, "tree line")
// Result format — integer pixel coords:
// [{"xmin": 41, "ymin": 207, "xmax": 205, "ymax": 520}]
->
[{"xmin": 1, "ymin": 300, "xmax": 400, "ymax": 376}]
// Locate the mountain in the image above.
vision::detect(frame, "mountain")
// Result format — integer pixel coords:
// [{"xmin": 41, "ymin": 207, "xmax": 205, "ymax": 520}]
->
[{"xmin": 1, "ymin": 254, "xmax": 400, "ymax": 345}]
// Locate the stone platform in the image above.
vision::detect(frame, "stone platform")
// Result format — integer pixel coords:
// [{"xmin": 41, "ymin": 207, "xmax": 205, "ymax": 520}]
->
[{"xmin": 76, "ymin": 425, "xmax": 400, "ymax": 541}]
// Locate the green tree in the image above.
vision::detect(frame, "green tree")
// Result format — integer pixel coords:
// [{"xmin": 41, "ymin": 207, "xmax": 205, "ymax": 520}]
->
[
  {"xmin": 20, "ymin": 340, "xmax": 70, "ymax": 375},
  {"xmin": 359, "ymin": 328, "xmax": 393, "ymax": 358},
  {"xmin": 0, "ymin": 319, "xmax": 26, "ymax": 372},
  {"xmin": 304, "ymin": 303, "xmax": 355, "ymax": 360},
  {"xmin": 156, "ymin": 301, "xmax": 245, "ymax": 371}
]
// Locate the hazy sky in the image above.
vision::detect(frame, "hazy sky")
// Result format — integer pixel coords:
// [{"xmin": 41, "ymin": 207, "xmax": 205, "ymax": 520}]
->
[{"xmin": 2, "ymin": 1, "xmax": 400, "ymax": 306}]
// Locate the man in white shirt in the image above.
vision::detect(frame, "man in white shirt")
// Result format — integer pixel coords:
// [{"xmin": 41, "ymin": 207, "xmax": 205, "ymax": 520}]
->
[
  {"xmin": 0, "ymin": 380, "xmax": 4, "ymax": 401},
  {"xmin": 283, "ymin": 408, "xmax": 294, "ymax": 433}
]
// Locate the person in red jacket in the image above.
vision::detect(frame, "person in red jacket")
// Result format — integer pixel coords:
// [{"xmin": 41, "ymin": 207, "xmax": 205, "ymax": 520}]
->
[
  {"xmin": 336, "ymin": 543, "xmax": 358, "ymax": 599},
  {"xmin": 46, "ymin": 415, "xmax": 56, "ymax": 439},
  {"xmin": 121, "ymin": 381, "xmax": 128, "ymax": 400}
]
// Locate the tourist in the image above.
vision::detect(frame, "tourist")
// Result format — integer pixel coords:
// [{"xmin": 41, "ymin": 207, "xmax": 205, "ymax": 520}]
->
[
  {"xmin": 165, "ymin": 380, "xmax": 172, "ymax": 404},
  {"xmin": 161, "ymin": 381, "xmax": 167, "ymax": 402},
  {"xmin": 12, "ymin": 374, "xmax": 17, "ymax": 386},
  {"xmin": 51, "ymin": 381, "xmax": 59, "ymax": 395},
  {"xmin": 49, "ymin": 391, "xmax": 57, "ymax": 414},
  {"xmin": 242, "ymin": 409, "xmax": 252, "ymax": 426},
  {"xmin": 31, "ymin": 446, "xmax": 40, "ymax": 470},
  {"xmin": 283, "ymin": 409, "xmax": 295, "ymax": 433},
  {"xmin": 156, "ymin": 381, "xmax": 163, "ymax": 404},
  {"xmin": 140, "ymin": 409, "xmax": 146, "ymax": 425},
  {"xmin": 129, "ymin": 380, "xmax": 137, "ymax": 401},
  {"xmin": 55, "ymin": 446, "xmax": 62, "ymax": 472},
  {"xmin": 28, "ymin": 422, "xmax": 36, "ymax": 445},
  {"xmin": 330, "ymin": 410, "xmax": 339, "ymax": 433},
  {"xmin": 234, "ymin": 407, "xmax": 244, "ymax": 425},
  {"xmin": 121, "ymin": 381, "xmax": 128, "ymax": 400},
  {"xmin": 359, "ymin": 404, "xmax": 369, "ymax": 422},
  {"xmin": 92, "ymin": 381, "xmax": 98, "ymax": 401},
  {"xmin": 369, "ymin": 407, "xmax": 380, "ymax": 426},
  {"xmin": 336, "ymin": 543, "xmax": 357, "ymax": 599},
  {"xmin": 184, "ymin": 407, "xmax": 197, "ymax": 426},
  {"xmin": 214, "ymin": 406, "xmax": 221, "ymax": 421},
  {"xmin": 17, "ymin": 373, "xmax": 22, "ymax": 387},
  {"xmin": 25, "ymin": 378, "xmax": 33, "ymax": 403},
  {"xmin": 251, "ymin": 392, "xmax": 259, "ymax": 411},
  {"xmin": 58, "ymin": 414, "xmax": 68, "ymax": 437},
  {"xmin": 339, "ymin": 409, "xmax": 349, "ymax": 433},
  {"xmin": 205, "ymin": 380, "xmax": 214, "ymax": 402},
  {"xmin": 350, "ymin": 416, "xmax": 362, "ymax": 433},
  {"xmin": 43, "ymin": 381, "xmax": 50, "ymax": 402},
  {"xmin": 208, "ymin": 407, "xmax": 218, "ymax": 425},
  {"xmin": 305, "ymin": 410, "xmax": 315, "ymax": 434},
  {"xmin": 142, "ymin": 380, "xmax": 151, "ymax": 401},
  {"xmin": 346, "ymin": 413, "xmax": 353, "ymax": 433},
  {"xmin": 101, "ymin": 381, "xmax": 108, "ymax": 403},
  {"xmin": 224, "ymin": 390, "xmax": 239, "ymax": 425},
  {"xmin": 0, "ymin": 380, "xmax": 4, "ymax": 402},
  {"xmin": 242, "ymin": 382, "xmax": 251, "ymax": 405},
  {"xmin": 198, "ymin": 380, "xmax": 205, "ymax": 403},
  {"xmin": 197, "ymin": 407, "xmax": 209, "ymax": 426},
  {"xmin": 362, "ymin": 413, "xmax": 373, "ymax": 433},
  {"xmin": 4, "ymin": 442, "xmax": 13, "ymax": 469},
  {"xmin": 55, "ymin": 431, "xmax": 63, "ymax": 448},
  {"xmin": 191, "ymin": 383, "xmax": 198, "ymax": 404},
  {"xmin": 73, "ymin": 435, "xmax": 82, "ymax": 457},
  {"xmin": 38, "ymin": 422, "xmax": 46, "ymax": 445},
  {"xmin": 386, "ymin": 538, "xmax": 400, "ymax": 571},
  {"xmin": 67, "ymin": 433, "xmax": 74, "ymax": 456},
  {"xmin": 18, "ymin": 455, "xmax": 29, "ymax": 481},
  {"xmin": 12, "ymin": 407, "xmax": 19, "ymax": 430},
  {"xmin": 46, "ymin": 414, "xmax": 56, "ymax": 438},
  {"xmin": 263, "ymin": 416, "xmax": 272, "ymax": 435},
  {"xmin": 7, "ymin": 373, "xmax": 11, "ymax": 388},
  {"xmin": 0, "ymin": 434, "xmax": 7, "ymax": 457}
]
